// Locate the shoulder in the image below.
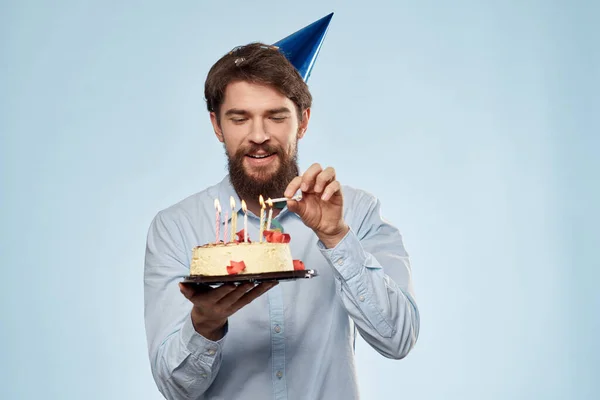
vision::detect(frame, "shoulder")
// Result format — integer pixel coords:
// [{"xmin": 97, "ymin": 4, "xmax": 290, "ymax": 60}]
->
[
  {"xmin": 341, "ymin": 184, "xmax": 379, "ymax": 213},
  {"xmin": 340, "ymin": 184, "xmax": 383, "ymax": 233}
]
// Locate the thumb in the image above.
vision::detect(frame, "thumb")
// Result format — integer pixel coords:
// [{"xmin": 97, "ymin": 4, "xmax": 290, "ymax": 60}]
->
[
  {"xmin": 179, "ymin": 282, "xmax": 193, "ymax": 300},
  {"xmin": 286, "ymin": 199, "xmax": 306, "ymax": 217}
]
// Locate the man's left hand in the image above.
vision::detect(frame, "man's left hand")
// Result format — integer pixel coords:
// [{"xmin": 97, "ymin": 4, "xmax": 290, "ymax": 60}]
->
[{"xmin": 284, "ymin": 163, "xmax": 349, "ymax": 248}]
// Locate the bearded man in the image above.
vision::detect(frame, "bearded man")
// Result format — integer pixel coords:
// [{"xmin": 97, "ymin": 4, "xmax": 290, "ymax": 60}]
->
[{"xmin": 144, "ymin": 22, "xmax": 419, "ymax": 400}]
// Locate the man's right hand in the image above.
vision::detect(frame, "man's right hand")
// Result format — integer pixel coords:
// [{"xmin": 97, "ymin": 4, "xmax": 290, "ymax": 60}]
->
[{"xmin": 178, "ymin": 281, "xmax": 278, "ymax": 341}]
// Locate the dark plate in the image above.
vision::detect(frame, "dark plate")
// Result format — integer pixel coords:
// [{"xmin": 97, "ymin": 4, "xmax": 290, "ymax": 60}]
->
[{"xmin": 182, "ymin": 269, "xmax": 317, "ymax": 286}]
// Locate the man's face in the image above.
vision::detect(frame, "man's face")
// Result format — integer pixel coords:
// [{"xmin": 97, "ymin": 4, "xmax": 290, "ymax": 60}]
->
[{"xmin": 210, "ymin": 81, "xmax": 310, "ymax": 200}]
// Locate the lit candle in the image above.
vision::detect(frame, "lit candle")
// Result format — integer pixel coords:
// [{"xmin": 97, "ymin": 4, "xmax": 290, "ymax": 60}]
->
[
  {"xmin": 214, "ymin": 199, "xmax": 221, "ymax": 244},
  {"xmin": 229, "ymin": 196, "xmax": 236, "ymax": 242},
  {"xmin": 241, "ymin": 200, "xmax": 248, "ymax": 243},
  {"xmin": 266, "ymin": 198, "xmax": 274, "ymax": 231},
  {"xmin": 223, "ymin": 211, "xmax": 229, "ymax": 244},
  {"xmin": 259, "ymin": 195, "xmax": 265, "ymax": 242}
]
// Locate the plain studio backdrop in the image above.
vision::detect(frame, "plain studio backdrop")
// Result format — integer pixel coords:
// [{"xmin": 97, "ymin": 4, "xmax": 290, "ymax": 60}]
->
[{"xmin": 1, "ymin": 1, "xmax": 598, "ymax": 399}]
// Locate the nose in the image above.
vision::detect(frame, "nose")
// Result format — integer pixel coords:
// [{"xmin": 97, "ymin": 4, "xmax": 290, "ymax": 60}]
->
[{"xmin": 247, "ymin": 118, "xmax": 269, "ymax": 144}]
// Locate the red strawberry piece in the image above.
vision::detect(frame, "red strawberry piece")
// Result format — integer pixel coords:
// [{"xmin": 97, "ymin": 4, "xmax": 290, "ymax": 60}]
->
[
  {"xmin": 263, "ymin": 230, "xmax": 291, "ymax": 243},
  {"xmin": 226, "ymin": 260, "xmax": 247, "ymax": 275},
  {"xmin": 235, "ymin": 229, "xmax": 251, "ymax": 243},
  {"xmin": 271, "ymin": 231, "xmax": 284, "ymax": 242},
  {"xmin": 263, "ymin": 230, "xmax": 275, "ymax": 242},
  {"xmin": 293, "ymin": 260, "xmax": 305, "ymax": 271}
]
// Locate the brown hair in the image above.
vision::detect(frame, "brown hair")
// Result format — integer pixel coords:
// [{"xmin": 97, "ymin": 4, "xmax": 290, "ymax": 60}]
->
[{"xmin": 204, "ymin": 42, "xmax": 312, "ymax": 123}]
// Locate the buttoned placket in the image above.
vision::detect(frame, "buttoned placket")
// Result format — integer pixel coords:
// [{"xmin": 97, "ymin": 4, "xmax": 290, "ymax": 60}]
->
[
  {"xmin": 221, "ymin": 196, "xmax": 290, "ymax": 399},
  {"xmin": 268, "ymin": 284, "xmax": 287, "ymax": 399},
  {"xmin": 264, "ymin": 210, "xmax": 289, "ymax": 400}
]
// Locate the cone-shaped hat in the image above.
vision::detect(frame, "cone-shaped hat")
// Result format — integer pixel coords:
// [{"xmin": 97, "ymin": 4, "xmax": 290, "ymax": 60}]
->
[{"xmin": 273, "ymin": 12, "xmax": 334, "ymax": 82}]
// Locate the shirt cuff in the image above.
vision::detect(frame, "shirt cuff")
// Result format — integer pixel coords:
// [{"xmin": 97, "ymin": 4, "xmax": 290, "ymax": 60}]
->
[
  {"xmin": 181, "ymin": 312, "xmax": 228, "ymax": 365},
  {"xmin": 318, "ymin": 228, "xmax": 378, "ymax": 281}
]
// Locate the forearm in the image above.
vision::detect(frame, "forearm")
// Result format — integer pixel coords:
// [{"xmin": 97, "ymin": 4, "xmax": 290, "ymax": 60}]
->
[
  {"xmin": 145, "ymin": 211, "xmax": 226, "ymax": 399},
  {"xmin": 319, "ymin": 229, "xmax": 420, "ymax": 359},
  {"xmin": 191, "ymin": 306, "xmax": 227, "ymax": 342},
  {"xmin": 151, "ymin": 312, "xmax": 226, "ymax": 399},
  {"xmin": 337, "ymin": 260, "xmax": 419, "ymax": 359}
]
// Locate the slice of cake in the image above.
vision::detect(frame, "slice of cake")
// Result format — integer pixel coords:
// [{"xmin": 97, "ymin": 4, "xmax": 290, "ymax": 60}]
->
[{"xmin": 190, "ymin": 229, "xmax": 305, "ymax": 276}]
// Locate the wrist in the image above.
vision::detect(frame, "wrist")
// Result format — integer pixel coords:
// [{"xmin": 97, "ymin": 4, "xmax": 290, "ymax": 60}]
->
[
  {"xmin": 191, "ymin": 307, "xmax": 227, "ymax": 341},
  {"xmin": 317, "ymin": 224, "xmax": 350, "ymax": 249}
]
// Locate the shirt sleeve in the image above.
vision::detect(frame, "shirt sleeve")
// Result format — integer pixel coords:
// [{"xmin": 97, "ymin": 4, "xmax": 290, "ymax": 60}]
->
[
  {"xmin": 318, "ymin": 195, "xmax": 420, "ymax": 359},
  {"xmin": 144, "ymin": 210, "xmax": 226, "ymax": 399}
]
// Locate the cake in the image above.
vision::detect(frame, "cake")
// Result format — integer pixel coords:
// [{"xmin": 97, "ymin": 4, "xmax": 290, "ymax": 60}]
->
[{"xmin": 190, "ymin": 229, "xmax": 305, "ymax": 276}]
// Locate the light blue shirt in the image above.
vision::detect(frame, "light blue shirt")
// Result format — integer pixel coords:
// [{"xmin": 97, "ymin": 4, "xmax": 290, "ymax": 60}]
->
[{"xmin": 144, "ymin": 176, "xmax": 420, "ymax": 400}]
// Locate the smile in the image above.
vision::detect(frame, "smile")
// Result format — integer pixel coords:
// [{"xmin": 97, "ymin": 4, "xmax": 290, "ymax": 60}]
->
[
  {"xmin": 245, "ymin": 153, "xmax": 277, "ymax": 166},
  {"xmin": 246, "ymin": 153, "xmax": 276, "ymax": 159}
]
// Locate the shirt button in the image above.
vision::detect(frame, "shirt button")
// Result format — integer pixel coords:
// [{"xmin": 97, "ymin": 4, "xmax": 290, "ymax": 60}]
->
[
  {"xmin": 274, "ymin": 325, "xmax": 281, "ymax": 333},
  {"xmin": 276, "ymin": 370, "xmax": 283, "ymax": 379},
  {"xmin": 207, "ymin": 348, "xmax": 216, "ymax": 356},
  {"xmin": 359, "ymin": 295, "xmax": 365, "ymax": 302},
  {"xmin": 337, "ymin": 259, "xmax": 344, "ymax": 266}
]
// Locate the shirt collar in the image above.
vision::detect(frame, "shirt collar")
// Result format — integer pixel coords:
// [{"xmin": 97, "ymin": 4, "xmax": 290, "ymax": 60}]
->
[
  {"xmin": 216, "ymin": 176, "xmax": 242, "ymax": 223},
  {"xmin": 216, "ymin": 175, "xmax": 300, "ymax": 224}
]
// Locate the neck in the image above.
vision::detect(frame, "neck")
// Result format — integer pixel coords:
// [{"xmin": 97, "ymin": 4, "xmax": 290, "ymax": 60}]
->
[
  {"xmin": 243, "ymin": 199, "xmax": 262, "ymax": 217},
  {"xmin": 244, "ymin": 199, "xmax": 283, "ymax": 219}
]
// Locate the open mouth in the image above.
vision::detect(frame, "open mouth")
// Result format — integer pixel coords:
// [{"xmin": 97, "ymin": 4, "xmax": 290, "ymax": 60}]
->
[{"xmin": 246, "ymin": 153, "xmax": 276, "ymax": 159}]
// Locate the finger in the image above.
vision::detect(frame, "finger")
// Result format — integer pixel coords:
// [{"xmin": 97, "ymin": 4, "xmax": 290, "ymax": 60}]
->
[
  {"xmin": 321, "ymin": 180, "xmax": 342, "ymax": 201},
  {"xmin": 181, "ymin": 283, "xmax": 237, "ymax": 304},
  {"xmin": 286, "ymin": 196, "xmax": 306, "ymax": 217},
  {"xmin": 300, "ymin": 163, "xmax": 323, "ymax": 193},
  {"xmin": 179, "ymin": 282, "xmax": 214, "ymax": 299},
  {"xmin": 206, "ymin": 283, "xmax": 241, "ymax": 302},
  {"xmin": 284, "ymin": 176, "xmax": 303, "ymax": 199},
  {"xmin": 231, "ymin": 281, "xmax": 279, "ymax": 311},
  {"xmin": 179, "ymin": 282, "xmax": 195, "ymax": 300},
  {"xmin": 216, "ymin": 283, "xmax": 255, "ymax": 308},
  {"xmin": 314, "ymin": 167, "xmax": 336, "ymax": 193}
]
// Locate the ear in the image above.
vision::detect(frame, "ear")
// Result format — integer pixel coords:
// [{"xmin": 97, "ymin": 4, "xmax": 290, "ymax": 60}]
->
[
  {"xmin": 297, "ymin": 108, "xmax": 311, "ymax": 139},
  {"xmin": 210, "ymin": 112, "xmax": 224, "ymax": 143}
]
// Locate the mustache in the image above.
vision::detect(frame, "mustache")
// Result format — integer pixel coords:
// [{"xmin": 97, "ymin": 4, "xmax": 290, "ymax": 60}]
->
[
  {"xmin": 226, "ymin": 141, "xmax": 299, "ymax": 200},
  {"xmin": 237, "ymin": 143, "xmax": 282, "ymax": 156}
]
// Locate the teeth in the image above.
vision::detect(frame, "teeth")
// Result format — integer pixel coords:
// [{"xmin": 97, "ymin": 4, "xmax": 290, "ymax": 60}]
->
[{"xmin": 248, "ymin": 153, "xmax": 273, "ymax": 159}]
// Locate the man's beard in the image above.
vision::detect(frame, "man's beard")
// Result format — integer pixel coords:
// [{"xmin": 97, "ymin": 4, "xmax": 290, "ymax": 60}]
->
[{"xmin": 226, "ymin": 142, "xmax": 299, "ymax": 201}]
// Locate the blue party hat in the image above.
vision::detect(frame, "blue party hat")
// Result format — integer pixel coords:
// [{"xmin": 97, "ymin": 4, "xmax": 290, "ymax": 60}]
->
[{"xmin": 273, "ymin": 12, "xmax": 334, "ymax": 82}]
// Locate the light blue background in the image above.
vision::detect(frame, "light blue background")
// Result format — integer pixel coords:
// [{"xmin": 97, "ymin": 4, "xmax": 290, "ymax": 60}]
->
[{"xmin": 1, "ymin": 1, "xmax": 598, "ymax": 399}]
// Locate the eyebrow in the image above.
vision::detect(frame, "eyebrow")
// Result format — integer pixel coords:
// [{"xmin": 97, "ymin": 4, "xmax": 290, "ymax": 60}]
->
[
  {"xmin": 224, "ymin": 108, "xmax": 248, "ymax": 117},
  {"xmin": 223, "ymin": 107, "xmax": 292, "ymax": 117},
  {"xmin": 265, "ymin": 107, "xmax": 292, "ymax": 115}
]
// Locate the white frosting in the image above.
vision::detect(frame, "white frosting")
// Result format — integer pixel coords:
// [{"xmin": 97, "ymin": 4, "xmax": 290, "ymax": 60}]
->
[{"xmin": 190, "ymin": 242, "xmax": 294, "ymax": 276}]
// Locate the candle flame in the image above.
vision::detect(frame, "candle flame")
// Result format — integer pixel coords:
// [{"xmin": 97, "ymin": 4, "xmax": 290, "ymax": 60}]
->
[
  {"xmin": 266, "ymin": 198, "xmax": 273, "ymax": 207},
  {"xmin": 259, "ymin": 195, "xmax": 265, "ymax": 209},
  {"xmin": 230, "ymin": 196, "xmax": 236, "ymax": 209},
  {"xmin": 214, "ymin": 198, "xmax": 221, "ymax": 212},
  {"xmin": 241, "ymin": 199, "xmax": 247, "ymax": 213}
]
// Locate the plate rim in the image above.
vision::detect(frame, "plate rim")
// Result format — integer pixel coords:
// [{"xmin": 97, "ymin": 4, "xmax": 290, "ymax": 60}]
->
[{"xmin": 181, "ymin": 269, "xmax": 317, "ymax": 285}]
